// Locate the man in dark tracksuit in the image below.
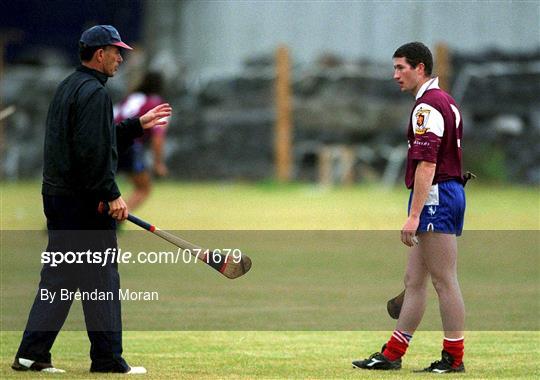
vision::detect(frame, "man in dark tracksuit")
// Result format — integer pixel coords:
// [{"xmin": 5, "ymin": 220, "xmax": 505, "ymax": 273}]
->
[{"xmin": 12, "ymin": 25, "xmax": 171, "ymax": 374}]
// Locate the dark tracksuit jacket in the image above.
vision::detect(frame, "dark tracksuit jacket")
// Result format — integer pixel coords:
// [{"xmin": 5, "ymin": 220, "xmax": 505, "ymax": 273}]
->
[
  {"xmin": 42, "ymin": 65, "xmax": 143, "ymax": 202},
  {"xmin": 16, "ymin": 65, "xmax": 144, "ymax": 371}
]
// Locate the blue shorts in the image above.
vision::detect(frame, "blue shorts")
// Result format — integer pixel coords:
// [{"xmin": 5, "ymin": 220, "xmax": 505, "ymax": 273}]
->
[
  {"xmin": 118, "ymin": 143, "xmax": 146, "ymax": 174},
  {"xmin": 408, "ymin": 180, "xmax": 466, "ymax": 236}
]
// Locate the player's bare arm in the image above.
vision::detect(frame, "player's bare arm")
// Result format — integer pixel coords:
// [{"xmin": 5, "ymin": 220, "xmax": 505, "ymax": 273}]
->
[
  {"xmin": 401, "ymin": 161, "xmax": 436, "ymax": 247},
  {"xmin": 139, "ymin": 103, "xmax": 172, "ymax": 130},
  {"xmin": 152, "ymin": 133, "xmax": 168, "ymax": 177}
]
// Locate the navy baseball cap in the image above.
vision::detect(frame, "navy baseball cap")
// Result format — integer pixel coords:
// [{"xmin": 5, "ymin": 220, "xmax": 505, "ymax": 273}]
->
[{"xmin": 80, "ymin": 25, "xmax": 133, "ymax": 50}]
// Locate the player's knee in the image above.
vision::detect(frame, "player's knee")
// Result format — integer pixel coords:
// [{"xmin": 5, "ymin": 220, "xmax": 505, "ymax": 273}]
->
[
  {"xmin": 404, "ymin": 272, "xmax": 427, "ymax": 291},
  {"xmin": 134, "ymin": 180, "xmax": 151, "ymax": 195},
  {"xmin": 430, "ymin": 275, "xmax": 456, "ymax": 294}
]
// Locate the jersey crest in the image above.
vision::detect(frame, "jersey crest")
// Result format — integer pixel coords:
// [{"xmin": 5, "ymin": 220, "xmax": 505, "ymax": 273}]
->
[{"xmin": 414, "ymin": 107, "xmax": 431, "ymax": 135}]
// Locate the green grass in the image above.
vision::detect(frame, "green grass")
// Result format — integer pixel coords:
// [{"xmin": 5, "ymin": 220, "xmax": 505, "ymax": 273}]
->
[
  {"xmin": 1, "ymin": 180, "xmax": 539, "ymax": 378},
  {"xmin": 1, "ymin": 331, "xmax": 539, "ymax": 379},
  {"xmin": 2, "ymin": 180, "xmax": 539, "ymax": 229}
]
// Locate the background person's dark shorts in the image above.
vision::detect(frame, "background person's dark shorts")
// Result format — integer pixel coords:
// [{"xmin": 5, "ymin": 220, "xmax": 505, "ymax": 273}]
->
[{"xmin": 118, "ymin": 143, "xmax": 145, "ymax": 174}]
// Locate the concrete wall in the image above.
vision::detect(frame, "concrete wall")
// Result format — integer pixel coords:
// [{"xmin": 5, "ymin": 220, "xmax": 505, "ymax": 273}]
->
[{"xmin": 145, "ymin": 1, "xmax": 540, "ymax": 77}]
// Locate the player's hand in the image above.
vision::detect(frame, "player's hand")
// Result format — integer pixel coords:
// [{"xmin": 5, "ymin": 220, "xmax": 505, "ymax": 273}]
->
[
  {"xmin": 140, "ymin": 103, "xmax": 172, "ymax": 130},
  {"xmin": 108, "ymin": 196, "xmax": 128, "ymax": 221},
  {"xmin": 154, "ymin": 162, "xmax": 168, "ymax": 177},
  {"xmin": 401, "ymin": 216, "xmax": 420, "ymax": 247}
]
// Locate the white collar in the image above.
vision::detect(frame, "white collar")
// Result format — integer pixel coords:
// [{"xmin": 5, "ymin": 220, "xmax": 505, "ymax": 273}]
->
[{"xmin": 415, "ymin": 77, "xmax": 440, "ymax": 100}]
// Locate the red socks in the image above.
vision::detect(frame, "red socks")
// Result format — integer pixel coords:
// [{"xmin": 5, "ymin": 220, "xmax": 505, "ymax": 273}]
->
[
  {"xmin": 381, "ymin": 332, "xmax": 464, "ymax": 366},
  {"xmin": 383, "ymin": 330, "xmax": 413, "ymax": 361},
  {"xmin": 443, "ymin": 337, "xmax": 464, "ymax": 367}
]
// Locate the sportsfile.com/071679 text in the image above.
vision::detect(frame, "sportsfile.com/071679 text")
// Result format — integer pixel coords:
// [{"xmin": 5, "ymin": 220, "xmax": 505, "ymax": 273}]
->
[{"xmin": 40, "ymin": 248, "xmax": 244, "ymax": 267}]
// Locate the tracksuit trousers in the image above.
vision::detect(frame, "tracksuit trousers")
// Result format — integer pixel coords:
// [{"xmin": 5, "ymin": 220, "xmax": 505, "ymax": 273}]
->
[{"xmin": 15, "ymin": 194, "xmax": 129, "ymax": 372}]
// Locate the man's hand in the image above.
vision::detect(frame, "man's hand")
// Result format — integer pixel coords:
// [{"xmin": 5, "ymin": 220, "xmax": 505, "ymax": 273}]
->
[
  {"xmin": 108, "ymin": 196, "xmax": 128, "ymax": 221},
  {"xmin": 401, "ymin": 215, "xmax": 420, "ymax": 247},
  {"xmin": 402, "ymin": 160, "xmax": 436, "ymax": 247},
  {"xmin": 140, "ymin": 103, "xmax": 172, "ymax": 130}
]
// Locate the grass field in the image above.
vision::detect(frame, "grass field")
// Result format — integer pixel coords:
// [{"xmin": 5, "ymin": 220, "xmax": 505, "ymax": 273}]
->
[
  {"xmin": 1, "ymin": 180, "xmax": 539, "ymax": 378},
  {"xmin": 1, "ymin": 331, "xmax": 539, "ymax": 379},
  {"xmin": 2, "ymin": 180, "xmax": 539, "ymax": 230}
]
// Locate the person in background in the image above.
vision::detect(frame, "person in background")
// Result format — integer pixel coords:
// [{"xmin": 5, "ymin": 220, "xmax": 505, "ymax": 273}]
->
[{"xmin": 114, "ymin": 71, "xmax": 169, "ymax": 212}]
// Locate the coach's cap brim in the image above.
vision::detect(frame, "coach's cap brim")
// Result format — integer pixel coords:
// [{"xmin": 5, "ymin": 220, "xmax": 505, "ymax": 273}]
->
[{"xmin": 111, "ymin": 41, "xmax": 133, "ymax": 50}]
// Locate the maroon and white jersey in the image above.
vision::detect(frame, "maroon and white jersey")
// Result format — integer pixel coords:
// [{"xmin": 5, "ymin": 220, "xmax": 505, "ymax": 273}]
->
[
  {"xmin": 113, "ymin": 92, "xmax": 166, "ymax": 143},
  {"xmin": 405, "ymin": 77, "xmax": 463, "ymax": 189}
]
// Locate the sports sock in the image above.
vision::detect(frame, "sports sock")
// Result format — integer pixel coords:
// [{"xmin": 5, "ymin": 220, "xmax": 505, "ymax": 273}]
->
[
  {"xmin": 382, "ymin": 330, "xmax": 413, "ymax": 361},
  {"xmin": 443, "ymin": 337, "xmax": 464, "ymax": 367}
]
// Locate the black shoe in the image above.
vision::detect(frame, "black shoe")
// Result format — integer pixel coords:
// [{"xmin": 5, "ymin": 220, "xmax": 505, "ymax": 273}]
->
[
  {"xmin": 90, "ymin": 365, "xmax": 147, "ymax": 374},
  {"xmin": 415, "ymin": 350, "xmax": 465, "ymax": 373},
  {"xmin": 90, "ymin": 359, "xmax": 146, "ymax": 375},
  {"xmin": 11, "ymin": 357, "xmax": 65, "ymax": 373},
  {"xmin": 352, "ymin": 344, "xmax": 402, "ymax": 370}
]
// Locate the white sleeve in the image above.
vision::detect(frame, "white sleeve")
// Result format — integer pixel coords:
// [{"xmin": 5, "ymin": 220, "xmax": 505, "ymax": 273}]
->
[{"xmin": 411, "ymin": 103, "xmax": 444, "ymax": 138}]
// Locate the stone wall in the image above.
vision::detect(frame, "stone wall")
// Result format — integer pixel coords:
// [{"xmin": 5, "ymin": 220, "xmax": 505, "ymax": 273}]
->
[{"xmin": 2, "ymin": 50, "xmax": 539, "ymax": 184}]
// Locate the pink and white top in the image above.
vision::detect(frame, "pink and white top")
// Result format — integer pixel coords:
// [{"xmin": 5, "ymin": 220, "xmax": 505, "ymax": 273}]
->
[{"xmin": 114, "ymin": 92, "xmax": 166, "ymax": 143}]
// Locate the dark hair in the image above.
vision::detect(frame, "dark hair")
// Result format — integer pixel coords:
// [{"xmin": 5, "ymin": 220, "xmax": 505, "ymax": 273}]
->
[
  {"xmin": 79, "ymin": 42, "xmax": 105, "ymax": 62},
  {"xmin": 393, "ymin": 42, "xmax": 433, "ymax": 76},
  {"xmin": 135, "ymin": 71, "xmax": 164, "ymax": 95}
]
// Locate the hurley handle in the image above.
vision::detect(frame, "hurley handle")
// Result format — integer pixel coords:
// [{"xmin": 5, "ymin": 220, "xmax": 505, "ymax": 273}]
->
[{"xmin": 98, "ymin": 201, "xmax": 155, "ymax": 232}]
